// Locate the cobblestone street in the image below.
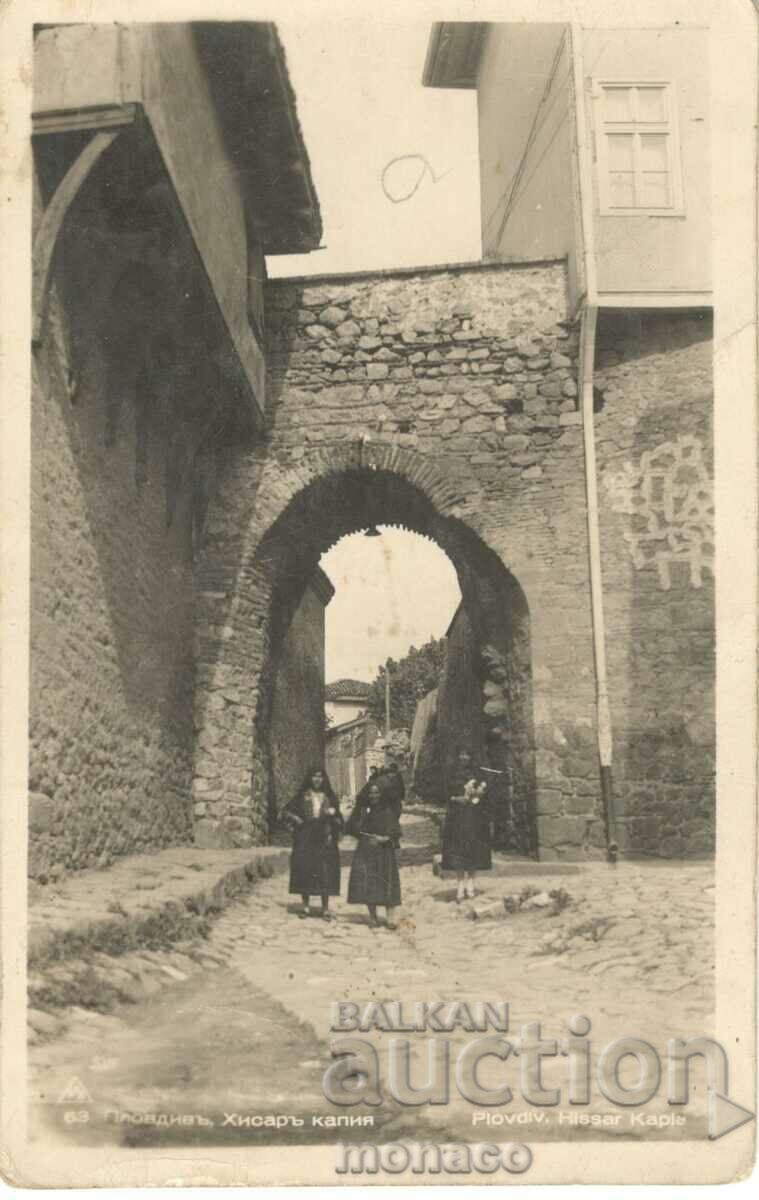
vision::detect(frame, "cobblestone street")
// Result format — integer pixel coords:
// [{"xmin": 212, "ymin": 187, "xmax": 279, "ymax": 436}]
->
[{"xmin": 29, "ymin": 813, "xmax": 714, "ymax": 1150}]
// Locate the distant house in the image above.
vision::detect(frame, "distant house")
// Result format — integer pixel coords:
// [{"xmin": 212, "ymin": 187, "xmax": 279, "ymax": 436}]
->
[
  {"xmin": 325, "ymin": 713, "xmax": 382, "ymax": 802},
  {"xmin": 325, "ymin": 678, "xmax": 371, "ymax": 726}
]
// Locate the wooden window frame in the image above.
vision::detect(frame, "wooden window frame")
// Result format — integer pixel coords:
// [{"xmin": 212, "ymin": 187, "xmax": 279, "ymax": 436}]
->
[{"xmin": 592, "ymin": 79, "xmax": 685, "ymax": 218}]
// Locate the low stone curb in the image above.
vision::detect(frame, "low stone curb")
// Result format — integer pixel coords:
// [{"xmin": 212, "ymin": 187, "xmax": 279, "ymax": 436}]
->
[
  {"xmin": 27, "ymin": 846, "xmax": 291, "ymax": 1037},
  {"xmin": 29, "ymin": 846, "xmax": 290, "ymax": 967},
  {"xmin": 27, "ymin": 942, "xmax": 237, "ymax": 1045}
]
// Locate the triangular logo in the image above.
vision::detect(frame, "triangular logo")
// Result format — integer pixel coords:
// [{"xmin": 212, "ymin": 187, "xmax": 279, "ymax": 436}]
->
[
  {"xmin": 708, "ymin": 1090, "xmax": 755, "ymax": 1140},
  {"xmin": 56, "ymin": 1076, "xmax": 92, "ymax": 1105}
]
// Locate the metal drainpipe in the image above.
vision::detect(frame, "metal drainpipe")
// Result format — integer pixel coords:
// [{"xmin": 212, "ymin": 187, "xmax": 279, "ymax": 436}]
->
[{"xmin": 579, "ymin": 304, "xmax": 618, "ymax": 863}]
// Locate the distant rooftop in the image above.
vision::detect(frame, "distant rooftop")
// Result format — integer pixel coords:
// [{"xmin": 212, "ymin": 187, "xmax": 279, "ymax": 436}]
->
[{"xmin": 325, "ymin": 679, "xmax": 371, "ymax": 701}]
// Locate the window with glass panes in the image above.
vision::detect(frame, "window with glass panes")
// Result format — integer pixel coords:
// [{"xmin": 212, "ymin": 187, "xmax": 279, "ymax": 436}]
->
[{"xmin": 594, "ymin": 82, "xmax": 683, "ymax": 214}]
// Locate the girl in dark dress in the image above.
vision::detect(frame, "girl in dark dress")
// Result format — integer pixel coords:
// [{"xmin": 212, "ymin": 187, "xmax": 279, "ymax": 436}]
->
[
  {"xmin": 284, "ymin": 768, "xmax": 342, "ymax": 920},
  {"xmin": 441, "ymin": 748, "xmax": 492, "ymax": 902},
  {"xmin": 346, "ymin": 779, "xmax": 402, "ymax": 929}
]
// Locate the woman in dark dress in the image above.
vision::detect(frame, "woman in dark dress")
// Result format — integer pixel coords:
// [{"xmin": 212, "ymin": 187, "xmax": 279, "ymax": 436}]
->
[
  {"xmin": 346, "ymin": 778, "xmax": 402, "ymax": 929},
  {"xmin": 441, "ymin": 748, "xmax": 492, "ymax": 902},
  {"xmin": 284, "ymin": 768, "xmax": 342, "ymax": 920}
]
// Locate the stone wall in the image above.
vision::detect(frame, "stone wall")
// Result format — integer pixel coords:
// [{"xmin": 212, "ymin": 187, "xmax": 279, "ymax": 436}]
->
[
  {"xmin": 410, "ymin": 687, "xmax": 442, "ymax": 803},
  {"xmin": 193, "ymin": 262, "xmax": 713, "ymax": 859},
  {"xmin": 530, "ymin": 311, "xmax": 714, "ymax": 858},
  {"xmin": 596, "ymin": 311, "xmax": 715, "ymax": 856},
  {"xmin": 29, "ymin": 139, "xmax": 243, "ymax": 880},
  {"xmin": 267, "ymin": 569, "xmax": 333, "ymax": 827},
  {"xmin": 436, "ymin": 606, "xmax": 485, "ymax": 790},
  {"xmin": 30, "ymin": 278, "xmax": 196, "ymax": 881}
]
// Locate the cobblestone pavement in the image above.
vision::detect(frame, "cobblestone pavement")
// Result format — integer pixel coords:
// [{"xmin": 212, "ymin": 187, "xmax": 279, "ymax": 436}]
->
[{"xmin": 29, "ymin": 814, "xmax": 715, "ymax": 1149}]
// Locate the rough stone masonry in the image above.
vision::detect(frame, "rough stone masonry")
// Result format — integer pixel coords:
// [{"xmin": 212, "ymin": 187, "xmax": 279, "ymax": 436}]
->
[
  {"xmin": 190, "ymin": 261, "xmax": 714, "ymax": 860},
  {"xmin": 30, "ymin": 244, "xmax": 714, "ymax": 875}
]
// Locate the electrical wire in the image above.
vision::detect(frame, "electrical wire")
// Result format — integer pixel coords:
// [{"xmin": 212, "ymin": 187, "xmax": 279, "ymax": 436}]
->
[
  {"xmin": 481, "ymin": 29, "xmax": 571, "ymax": 249},
  {"xmin": 487, "ymin": 68, "xmax": 570, "ymax": 244},
  {"xmin": 504, "ymin": 109, "xmax": 571, "ymax": 219}
]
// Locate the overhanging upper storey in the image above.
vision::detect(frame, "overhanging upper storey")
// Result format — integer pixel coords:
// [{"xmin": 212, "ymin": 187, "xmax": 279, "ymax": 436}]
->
[{"xmin": 32, "ymin": 22, "xmax": 323, "ymax": 423}]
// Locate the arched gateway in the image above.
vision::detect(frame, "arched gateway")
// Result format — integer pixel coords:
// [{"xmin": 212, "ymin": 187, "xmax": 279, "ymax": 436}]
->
[
  {"xmin": 192, "ymin": 442, "xmax": 537, "ymax": 856},
  {"xmin": 186, "ymin": 260, "xmax": 715, "ymax": 864}
]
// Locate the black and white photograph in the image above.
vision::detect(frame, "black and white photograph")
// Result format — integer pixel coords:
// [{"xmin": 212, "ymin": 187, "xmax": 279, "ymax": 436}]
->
[{"xmin": 0, "ymin": 0, "xmax": 756, "ymax": 1188}]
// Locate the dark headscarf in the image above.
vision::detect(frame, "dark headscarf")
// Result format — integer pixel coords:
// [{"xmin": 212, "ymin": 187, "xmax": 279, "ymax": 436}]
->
[{"xmin": 295, "ymin": 766, "xmax": 337, "ymax": 806}]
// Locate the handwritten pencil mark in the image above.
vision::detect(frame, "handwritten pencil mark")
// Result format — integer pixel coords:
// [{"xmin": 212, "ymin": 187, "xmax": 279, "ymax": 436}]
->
[{"xmin": 381, "ymin": 155, "xmax": 451, "ymax": 204}]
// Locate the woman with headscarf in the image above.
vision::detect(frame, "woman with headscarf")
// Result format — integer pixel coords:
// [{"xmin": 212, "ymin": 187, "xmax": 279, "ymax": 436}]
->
[
  {"xmin": 346, "ymin": 774, "xmax": 402, "ymax": 929},
  {"xmin": 441, "ymin": 747, "xmax": 492, "ymax": 902},
  {"xmin": 284, "ymin": 767, "xmax": 343, "ymax": 920}
]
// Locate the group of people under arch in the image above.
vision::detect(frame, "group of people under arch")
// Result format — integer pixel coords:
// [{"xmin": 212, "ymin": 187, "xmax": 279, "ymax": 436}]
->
[{"xmin": 283, "ymin": 747, "xmax": 493, "ymax": 929}]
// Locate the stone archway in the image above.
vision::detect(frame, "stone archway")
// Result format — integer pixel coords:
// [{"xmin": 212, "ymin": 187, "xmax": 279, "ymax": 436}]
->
[{"xmin": 192, "ymin": 441, "xmax": 537, "ymax": 855}]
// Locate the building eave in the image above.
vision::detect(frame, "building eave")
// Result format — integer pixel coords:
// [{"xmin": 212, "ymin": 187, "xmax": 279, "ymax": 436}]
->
[
  {"xmin": 192, "ymin": 21, "xmax": 323, "ymax": 255},
  {"xmin": 422, "ymin": 22, "xmax": 487, "ymax": 89}
]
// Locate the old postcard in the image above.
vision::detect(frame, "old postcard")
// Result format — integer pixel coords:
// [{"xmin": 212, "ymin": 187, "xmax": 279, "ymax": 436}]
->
[{"xmin": 0, "ymin": 0, "xmax": 756, "ymax": 1188}]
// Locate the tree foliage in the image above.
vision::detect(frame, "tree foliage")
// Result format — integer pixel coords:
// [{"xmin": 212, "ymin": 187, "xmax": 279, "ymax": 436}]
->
[{"xmin": 366, "ymin": 637, "xmax": 447, "ymax": 733}]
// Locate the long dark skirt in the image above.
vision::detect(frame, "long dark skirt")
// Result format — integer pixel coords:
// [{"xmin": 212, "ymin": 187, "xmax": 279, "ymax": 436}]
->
[
  {"xmin": 347, "ymin": 837, "xmax": 401, "ymax": 906},
  {"xmin": 289, "ymin": 828, "xmax": 340, "ymax": 896},
  {"xmin": 441, "ymin": 803, "xmax": 492, "ymax": 872}
]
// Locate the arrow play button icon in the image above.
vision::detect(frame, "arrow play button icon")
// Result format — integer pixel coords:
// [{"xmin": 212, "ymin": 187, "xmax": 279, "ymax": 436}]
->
[{"xmin": 708, "ymin": 1090, "xmax": 756, "ymax": 1140}]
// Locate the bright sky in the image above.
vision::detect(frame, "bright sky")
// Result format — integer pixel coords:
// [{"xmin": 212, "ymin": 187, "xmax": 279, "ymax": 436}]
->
[
  {"xmin": 267, "ymin": 21, "xmax": 481, "ymax": 278},
  {"xmin": 320, "ymin": 528, "xmax": 461, "ymax": 684},
  {"xmin": 268, "ymin": 23, "xmax": 477, "ymax": 682}
]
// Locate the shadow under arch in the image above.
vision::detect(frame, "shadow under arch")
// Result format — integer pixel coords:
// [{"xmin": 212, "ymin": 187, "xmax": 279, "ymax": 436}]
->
[{"xmin": 243, "ymin": 463, "xmax": 538, "ymax": 858}]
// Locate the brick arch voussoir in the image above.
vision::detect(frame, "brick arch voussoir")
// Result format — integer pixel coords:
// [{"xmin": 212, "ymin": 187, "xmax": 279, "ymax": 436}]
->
[{"xmin": 232, "ymin": 442, "xmax": 470, "ymax": 595}]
